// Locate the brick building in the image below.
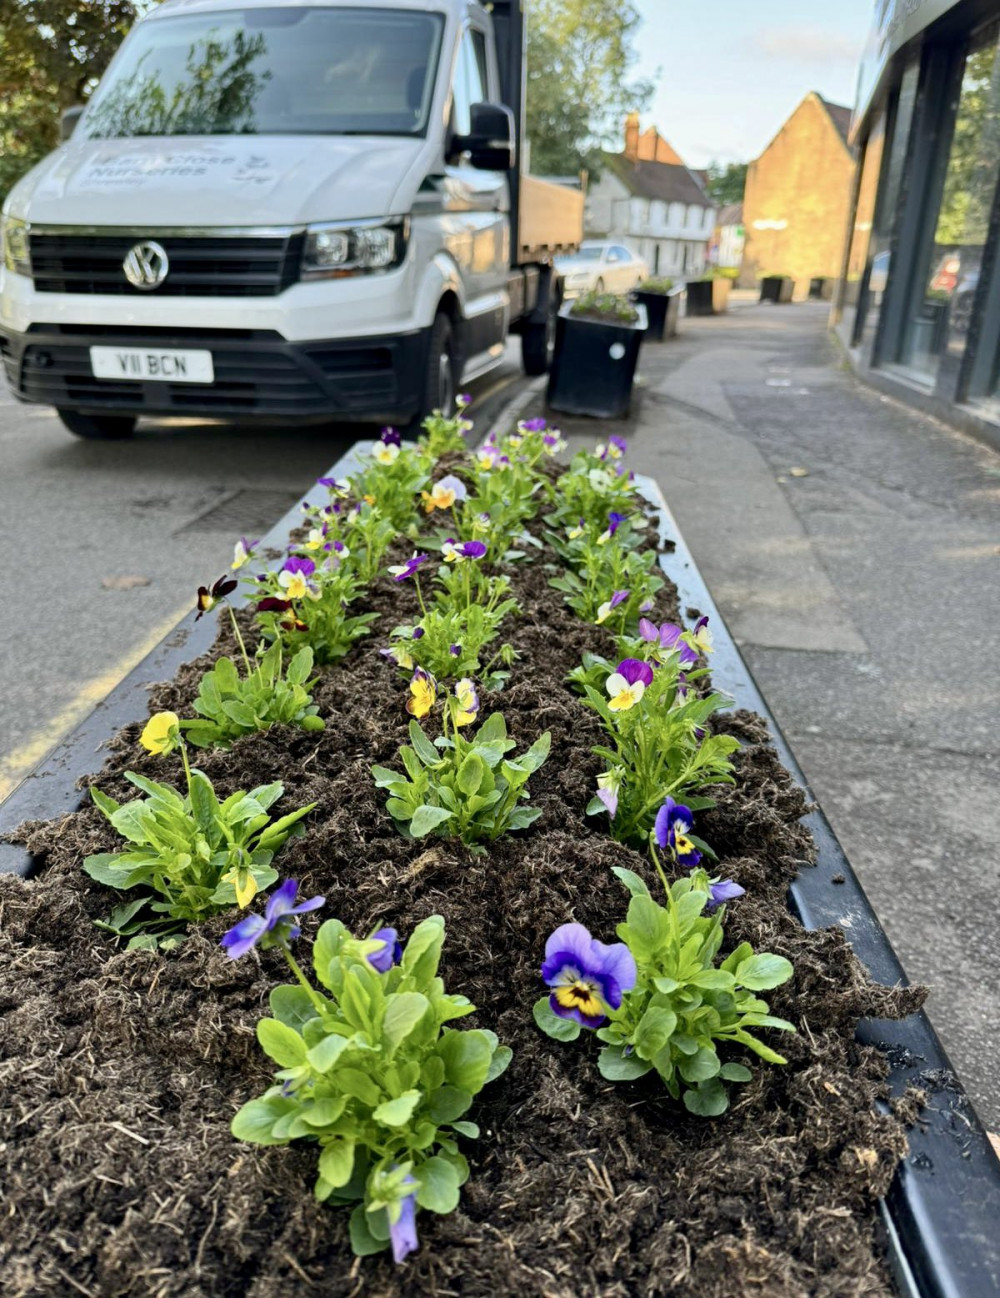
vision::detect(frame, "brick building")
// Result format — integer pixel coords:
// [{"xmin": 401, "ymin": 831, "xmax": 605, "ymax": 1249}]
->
[{"xmin": 740, "ymin": 92, "xmax": 855, "ymax": 297}]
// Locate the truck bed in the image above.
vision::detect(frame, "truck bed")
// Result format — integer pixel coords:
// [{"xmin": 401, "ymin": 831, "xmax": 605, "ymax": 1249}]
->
[{"xmin": 518, "ymin": 174, "xmax": 583, "ymax": 262}]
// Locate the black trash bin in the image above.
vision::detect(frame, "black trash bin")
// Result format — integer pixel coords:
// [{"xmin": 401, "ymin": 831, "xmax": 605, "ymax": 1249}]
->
[
  {"xmin": 546, "ymin": 300, "xmax": 647, "ymax": 418},
  {"xmin": 760, "ymin": 275, "xmax": 793, "ymax": 303}
]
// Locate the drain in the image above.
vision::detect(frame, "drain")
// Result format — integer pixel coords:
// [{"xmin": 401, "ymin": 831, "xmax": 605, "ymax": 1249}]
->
[{"xmin": 178, "ymin": 488, "xmax": 303, "ymax": 534}]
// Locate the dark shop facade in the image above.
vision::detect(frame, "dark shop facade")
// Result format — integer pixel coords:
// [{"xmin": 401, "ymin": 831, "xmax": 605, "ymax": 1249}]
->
[{"xmin": 836, "ymin": 0, "xmax": 1000, "ymax": 446}]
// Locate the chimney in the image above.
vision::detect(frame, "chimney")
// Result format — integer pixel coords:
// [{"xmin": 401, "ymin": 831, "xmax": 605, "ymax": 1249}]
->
[{"xmin": 624, "ymin": 112, "xmax": 640, "ymax": 159}]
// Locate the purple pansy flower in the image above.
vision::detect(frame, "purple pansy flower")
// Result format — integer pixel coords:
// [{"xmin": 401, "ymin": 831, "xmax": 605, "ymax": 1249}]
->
[
  {"xmin": 449, "ymin": 643, "xmax": 461, "ymax": 657},
  {"xmin": 653, "ymin": 798, "xmax": 702, "ymax": 869},
  {"xmin": 541, "ymin": 922, "xmax": 637, "ymax": 1029},
  {"xmin": 595, "ymin": 770, "xmax": 621, "ymax": 820},
  {"xmin": 639, "ymin": 619, "xmax": 699, "ymax": 667},
  {"xmin": 519, "ymin": 417, "xmax": 547, "ymax": 432},
  {"xmin": 390, "ymin": 1174, "xmax": 419, "ymax": 1263},
  {"xmin": 607, "ymin": 511, "xmax": 626, "ymax": 536},
  {"xmin": 388, "ymin": 552, "xmax": 430, "ymax": 582},
  {"xmin": 380, "ymin": 426, "xmax": 402, "ymax": 447},
  {"xmin": 412, "ymin": 627, "xmax": 425, "ymax": 640},
  {"xmin": 707, "ymin": 879, "xmax": 745, "ymax": 910},
  {"xmin": 367, "ymin": 927, "xmax": 402, "ymax": 973},
  {"xmin": 596, "ymin": 589, "xmax": 631, "ymax": 624},
  {"xmin": 220, "ymin": 879, "xmax": 325, "ymax": 959},
  {"xmin": 615, "ymin": 658, "xmax": 654, "ymax": 687}
]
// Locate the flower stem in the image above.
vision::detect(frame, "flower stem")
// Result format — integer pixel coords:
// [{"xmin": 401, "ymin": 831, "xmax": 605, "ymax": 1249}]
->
[
  {"xmin": 228, "ymin": 604, "xmax": 253, "ymax": 675},
  {"xmin": 282, "ymin": 947, "xmax": 330, "ymax": 1015},
  {"xmin": 414, "ymin": 575, "xmax": 428, "ymax": 619}
]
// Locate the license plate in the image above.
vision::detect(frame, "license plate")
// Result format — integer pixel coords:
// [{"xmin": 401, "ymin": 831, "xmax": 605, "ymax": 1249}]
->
[{"xmin": 90, "ymin": 346, "xmax": 214, "ymax": 384}]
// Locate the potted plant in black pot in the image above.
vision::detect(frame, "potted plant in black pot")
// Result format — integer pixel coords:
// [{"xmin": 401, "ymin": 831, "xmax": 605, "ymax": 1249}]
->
[
  {"xmin": 685, "ymin": 269, "xmax": 733, "ymax": 316},
  {"xmin": 633, "ymin": 278, "xmax": 681, "ymax": 342},
  {"xmin": 547, "ymin": 291, "xmax": 648, "ymax": 419},
  {"xmin": 759, "ymin": 272, "xmax": 794, "ymax": 303}
]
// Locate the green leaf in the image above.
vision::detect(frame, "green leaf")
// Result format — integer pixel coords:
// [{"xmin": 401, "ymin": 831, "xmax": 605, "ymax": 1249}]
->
[
  {"xmin": 89, "ymin": 786, "xmax": 121, "ymax": 819},
  {"xmin": 597, "ymin": 1046, "xmax": 653, "ymax": 1081},
  {"xmin": 485, "ymin": 1044, "xmax": 513, "ymax": 1083},
  {"xmin": 533, "ymin": 996, "xmax": 581, "ymax": 1041},
  {"xmin": 611, "ymin": 866, "xmax": 650, "ymax": 897},
  {"xmin": 683, "ymin": 1079, "xmax": 729, "ymax": 1117},
  {"xmin": 256, "ymin": 1018, "xmax": 307, "ymax": 1068},
  {"xmin": 255, "ymin": 803, "xmax": 315, "ymax": 851},
  {"xmin": 82, "ymin": 853, "xmax": 143, "ymax": 888},
  {"xmin": 188, "ymin": 770, "xmax": 220, "ymax": 833},
  {"xmin": 372, "ymin": 1090, "xmax": 421, "ymax": 1127},
  {"xmin": 349, "ymin": 1206, "xmax": 388, "ymax": 1256},
  {"xmin": 519, "ymin": 731, "xmax": 551, "ymax": 773},
  {"xmin": 214, "ymin": 656, "xmax": 241, "ymax": 692},
  {"xmin": 335, "ymin": 1068, "xmax": 382, "ymax": 1107},
  {"xmin": 719, "ymin": 1063, "xmax": 753, "ymax": 1082},
  {"xmin": 623, "ymin": 894, "xmax": 671, "ymax": 956},
  {"xmin": 231, "ymin": 1096, "xmax": 289, "ymax": 1145},
  {"xmin": 286, "ymin": 646, "xmax": 314, "ymax": 685},
  {"xmin": 438, "ymin": 1029, "xmax": 494, "ymax": 1093},
  {"xmin": 371, "ymin": 764, "xmax": 404, "ymax": 788},
  {"xmin": 475, "ymin": 712, "xmax": 506, "ymax": 743},
  {"xmin": 401, "ymin": 915, "xmax": 445, "ymax": 984},
  {"xmin": 269, "ymin": 984, "xmax": 318, "ymax": 1031},
  {"xmin": 221, "ymin": 699, "xmax": 257, "ymax": 729},
  {"xmin": 679, "ymin": 1046, "xmax": 721, "ymax": 1083},
  {"xmin": 426, "ymin": 1086, "xmax": 473, "ymax": 1123},
  {"xmin": 634, "ymin": 1006, "xmax": 678, "ymax": 1058},
  {"xmin": 318, "ymin": 1139, "xmax": 356, "ymax": 1189},
  {"xmin": 732, "ymin": 1030, "xmax": 788, "ymax": 1065},
  {"xmin": 735, "ymin": 954, "xmax": 794, "ymax": 991},
  {"xmin": 451, "ymin": 1120, "xmax": 480, "ymax": 1138},
  {"xmin": 383, "ymin": 993, "xmax": 430, "ymax": 1053},
  {"xmin": 456, "ymin": 753, "xmax": 485, "ymax": 797},
  {"xmin": 301, "ymin": 1097, "xmax": 348, "ymax": 1127},
  {"xmin": 408, "ymin": 721, "xmax": 442, "ymax": 767},
  {"xmin": 721, "ymin": 942, "xmax": 754, "ymax": 974},
  {"xmin": 416, "ymin": 1155, "xmax": 461, "ymax": 1214},
  {"xmin": 409, "ymin": 804, "xmax": 454, "ymax": 837},
  {"xmin": 688, "ymin": 969, "xmax": 736, "ymax": 991},
  {"xmin": 306, "ymin": 1033, "xmax": 349, "ymax": 1074}
]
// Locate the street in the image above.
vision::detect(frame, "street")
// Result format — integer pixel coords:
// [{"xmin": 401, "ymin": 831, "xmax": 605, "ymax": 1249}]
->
[{"xmin": 0, "ymin": 341, "xmax": 526, "ymax": 798}]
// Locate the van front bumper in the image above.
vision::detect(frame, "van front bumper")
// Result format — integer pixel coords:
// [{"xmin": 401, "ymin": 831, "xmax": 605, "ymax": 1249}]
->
[{"xmin": 0, "ymin": 322, "xmax": 429, "ymax": 423}]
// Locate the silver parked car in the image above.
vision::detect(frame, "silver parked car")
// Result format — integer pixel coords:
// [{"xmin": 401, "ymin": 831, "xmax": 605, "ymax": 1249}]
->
[{"xmin": 555, "ymin": 240, "xmax": 650, "ymax": 297}]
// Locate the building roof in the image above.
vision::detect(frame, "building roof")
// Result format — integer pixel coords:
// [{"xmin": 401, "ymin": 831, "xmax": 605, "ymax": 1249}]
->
[
  {"xmin": 602, "ymin": 152, "xmax": 712, "ymax": 208},
  {"xmin": 820, "ymin": 97, "xmax": 853, "ymax": 144},
  {"xmin": 717, "ymin": 201, "xmax": 743, "ymax": 227}
]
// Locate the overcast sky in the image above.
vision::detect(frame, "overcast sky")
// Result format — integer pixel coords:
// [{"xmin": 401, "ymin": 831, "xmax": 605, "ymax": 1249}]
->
[{"xmin": 631, "ymin": 0, "xmax": 876, "ymax": 168}]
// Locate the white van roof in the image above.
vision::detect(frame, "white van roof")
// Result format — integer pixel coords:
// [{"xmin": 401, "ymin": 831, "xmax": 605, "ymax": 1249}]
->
[{"xmin": 149, "ymin": 0, "xmax": 476, "ymax": 19}]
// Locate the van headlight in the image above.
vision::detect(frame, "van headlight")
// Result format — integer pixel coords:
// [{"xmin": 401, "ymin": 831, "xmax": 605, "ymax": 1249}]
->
[
  {"xmin": 301, "ymin": 218, "xmax": 408, "ymax": 280},
  {"xmin": 1, "ymin": 215, "xmax": 31, "ymax": 277}
]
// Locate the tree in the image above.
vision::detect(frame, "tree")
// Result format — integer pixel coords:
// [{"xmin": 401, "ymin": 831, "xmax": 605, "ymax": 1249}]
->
[
  {"xmin": 703, "ymin": 161, "xmax": 748, "ymax": 208},
  {"xmin": 525, "ymin": 0, "xmax": 654, "ymax": 177},
  {"xmin": 0, "ymin": 1, "xmax": 150, "ymax": 198}
]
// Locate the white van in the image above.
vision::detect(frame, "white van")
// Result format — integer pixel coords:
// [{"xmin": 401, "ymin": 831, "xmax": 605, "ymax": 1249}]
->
[{"xmin": 0, "ymin": 0, "xmax": 582, "ymax": 438}]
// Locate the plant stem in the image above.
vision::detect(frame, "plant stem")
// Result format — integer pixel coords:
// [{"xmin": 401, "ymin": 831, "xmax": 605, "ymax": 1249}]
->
[
  {"xmin": 228, "ymin": 604, "xmax": 253, "ymax": 675},
  {"xmin": 414, "ymin": 575, "xmax": 428, "ymax": 619},
  {"xmin": 282, "ymin": 948, "xmax": 331, "ymax": 1015}
]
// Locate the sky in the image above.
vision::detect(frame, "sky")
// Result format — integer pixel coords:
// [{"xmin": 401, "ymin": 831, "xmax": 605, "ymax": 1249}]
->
[{"xmin": 631, "ymin": 0, "xmax": 876, "ymax": 168}]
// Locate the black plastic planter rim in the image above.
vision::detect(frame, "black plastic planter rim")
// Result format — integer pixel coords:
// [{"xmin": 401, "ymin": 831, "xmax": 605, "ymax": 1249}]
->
[{"xmin": 1, "ymin": 445, "xmax": 998, "ymax": 1298}]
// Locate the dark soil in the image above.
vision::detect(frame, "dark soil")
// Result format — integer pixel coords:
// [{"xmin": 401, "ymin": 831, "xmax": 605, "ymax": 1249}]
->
[{"xmin": 0, "ymin": 474, "xmax": 923, "ymax": 1298}]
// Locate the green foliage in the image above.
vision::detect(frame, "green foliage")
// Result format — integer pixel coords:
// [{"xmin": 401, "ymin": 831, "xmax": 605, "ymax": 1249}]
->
[
  {"xmin": 703, "ymin": 160, "xmax": 747, "ymax": 207},
  {"xmin": 83, "ymin": 773, "xmax": 314, "ymax": 945},
  {"xmin": 536, "ymin": 871, "xmax": 795, "ymax": 1115},
  {"xmin": 637, "ymin": 277, "xmax": 674, "ymax": 294},
  {"xmin": 251, "ymin": 563, "xmax": 378, "ymax": 666},
  {"xmin": 419, "ymin": 404, "xmax": 473, "ymax": 458},
  {"xmin": 231, "ymin": 914, "xmax": 511, "ymax": 1256},
  {"xmin": 373, "ymin": 714, "xmax": 550, "ymax": 847},
  {"xmin": 181, "ymin": 641, "xmax": 323, "ymax": 748},
  {"xmin": 546, "ymin": 445, "xmax": 637, "ymax": 533},
  {"xmin": 548, "ymin": 542, "xmax": 663, "ymax": 626},
  {"xmin": 568, "ymin": 291, "xmax": 639, "ymax": 324},
  {"xmin": 525, "ymin": 0, "xmax": 654, "ymax": 176},
  {"xmin": 351, "ymin": 452, "xmax": 430, "ymax": 534},
  {"xmin": 577, "ymin": 653, "xmax": 739, "ymax": 844},
  {"xmin": 389, "ymin": 601, "xmax": 517, "ymax": 686}
]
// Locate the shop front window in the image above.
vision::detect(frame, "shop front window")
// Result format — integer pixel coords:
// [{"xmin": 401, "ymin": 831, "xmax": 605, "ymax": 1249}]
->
[{"xmin": 897, "ymin": 24, "xmax": 1000, "ymax": 383}]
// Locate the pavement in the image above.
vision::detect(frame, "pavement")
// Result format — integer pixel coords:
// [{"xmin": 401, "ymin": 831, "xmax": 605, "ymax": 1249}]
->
[
  {"xmin": 0, "ymin": 342, "xmax": 525, "ymax": 798},
  {"xmin": 531, "ymin": 300, "xmax": 1000, "ymax": 1130}
]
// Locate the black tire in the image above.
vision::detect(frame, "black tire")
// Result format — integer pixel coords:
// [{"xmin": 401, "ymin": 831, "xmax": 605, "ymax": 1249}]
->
[
  {"xmin": 57, "ymin": 409, "xmax": 137, "ymax": 440},
  {"xmin": 423, "ymin": 312, "xmax": 457, "ymax": 420},
  {"xmin": 521, "ymin": 284, "xmax": 559, "ymax": 377},
  {"xmin": 595, "ymin": 277, "xmax": 605, "ymax": 294}
]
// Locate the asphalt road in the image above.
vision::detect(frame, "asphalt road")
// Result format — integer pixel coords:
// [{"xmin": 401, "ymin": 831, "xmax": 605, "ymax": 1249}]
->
[{"xmin": 0, "ymin": 340, "xmax": 528, "ymax": 797}]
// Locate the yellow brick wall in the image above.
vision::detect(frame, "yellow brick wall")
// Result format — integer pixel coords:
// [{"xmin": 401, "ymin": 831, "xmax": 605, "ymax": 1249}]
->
[{"xmin": 740, "ymin": 94, "xmax": 856, "ymax": 297}]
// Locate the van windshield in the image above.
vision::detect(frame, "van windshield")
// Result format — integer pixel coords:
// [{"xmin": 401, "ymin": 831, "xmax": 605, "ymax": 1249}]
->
[{"xmin": 82, "ymin": 7, "xmax": 445, "ymax": 138}]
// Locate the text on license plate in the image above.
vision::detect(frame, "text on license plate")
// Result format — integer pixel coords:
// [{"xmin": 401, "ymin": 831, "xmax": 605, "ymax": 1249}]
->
[{"xmin": 90, "ymin": 346, "xmax": 214, "ymax": 384}]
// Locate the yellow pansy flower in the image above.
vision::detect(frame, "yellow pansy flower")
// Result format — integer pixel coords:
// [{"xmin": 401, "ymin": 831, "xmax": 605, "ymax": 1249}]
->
[{"xmin": 140, "ymin": 711, "xmax": 180, "ymax": 755}]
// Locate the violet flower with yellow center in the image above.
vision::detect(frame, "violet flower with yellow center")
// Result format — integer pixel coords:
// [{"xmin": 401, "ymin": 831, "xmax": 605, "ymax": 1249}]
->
[
  {"xmin": 231, "ymin": 537, "xmax": 258, "ymax": 570},
  {"xmin": 278, "ymin": 556, "xmax": 317, "ymax": 601},
  {"xmin": 196, "ymin": 574, "xmax": 237, "ymax": 619},
  {"xmin": 605, "ymin": 658, "xmax": 652, "ymax": 712},
  {"xmin": 406, "ymin": 668, "xmax": 436, "ymax": 719},
  {"xmin": 639, "ymin": 617, "xmax": 698, "ymax": 667},
  {"xmin": 654, "ymin": 797, "xmax": 702, "ymax": 868},
  {"xmin": 597, "ymin": 511, "xmax": 627, "ymax": 544},
  {"xmin": 140, "ymin": 710, "xmax": 180, "ymax": 755},
  {"xmin": 442, "ymin": 538, "xmax": 487, "ymax": 564},
  {"xmin": 541, "ymin": 922, "xmax": 637, "ymax": 1028}
]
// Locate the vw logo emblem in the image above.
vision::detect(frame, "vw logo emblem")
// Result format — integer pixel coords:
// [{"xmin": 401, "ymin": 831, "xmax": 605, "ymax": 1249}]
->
[{"xmin": 122, "ymin": 240, "xmax": 169, "ymax": 290}]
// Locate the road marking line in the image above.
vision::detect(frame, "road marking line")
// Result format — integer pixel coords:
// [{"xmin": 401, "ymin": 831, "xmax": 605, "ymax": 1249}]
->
[{"xmin": 0, "ymin": 601, "xmax": 193, "ymax": 801}]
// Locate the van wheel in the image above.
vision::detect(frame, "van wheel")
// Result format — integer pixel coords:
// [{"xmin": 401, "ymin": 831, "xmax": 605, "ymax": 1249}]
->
[
  {"xmin": 423, "ymin": 312, "xmax": 457, "ymax": 420},
  {"xmin": 522, "ymin": 290, "xmax": 558, "ymax": 376},
  {"xmin": 58, "ymin": 410, "xmax": 137, "ymax": 440}
]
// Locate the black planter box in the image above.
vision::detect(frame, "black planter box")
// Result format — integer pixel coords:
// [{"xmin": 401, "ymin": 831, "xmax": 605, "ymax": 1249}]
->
[
  {"xmin": 2, "ymin": 448, "xmax": 999, "ymax": 1296},
  {"xmin": 546, "ymin": 301, "xmax": 647, "ymax": 419},
  {"xmin": 685, "ymin": 278, "xmax": 731, "ymax": 316},
  {"xmin": 634, "ymin": 288, "xmax": 681, "ymax": 342},
  {"xmin": 760, "ymin": 275, "xmax": 794, "ymax": 304}
]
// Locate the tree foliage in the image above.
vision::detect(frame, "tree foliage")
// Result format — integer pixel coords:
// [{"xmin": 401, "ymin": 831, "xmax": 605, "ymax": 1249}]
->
[
  {"xmin": 703, "ymin": 161, "xmax": 747, "ymax": 208},
  {"xmin": 525, "ymin": 0, "xmax": 654, "ymax": 177},
  {"xmin": 0, "ymin": 1, "xmax": 149, "ymax": 198}
]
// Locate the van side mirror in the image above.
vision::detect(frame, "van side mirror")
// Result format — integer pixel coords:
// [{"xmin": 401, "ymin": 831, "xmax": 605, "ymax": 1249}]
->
[
  {"xmin": 60, "ymin": 105, "xmax": 85, "ymax": 141},
  {"xmin": 455, "ymin": 102, "xmax": 515, "ymax": 171}
]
